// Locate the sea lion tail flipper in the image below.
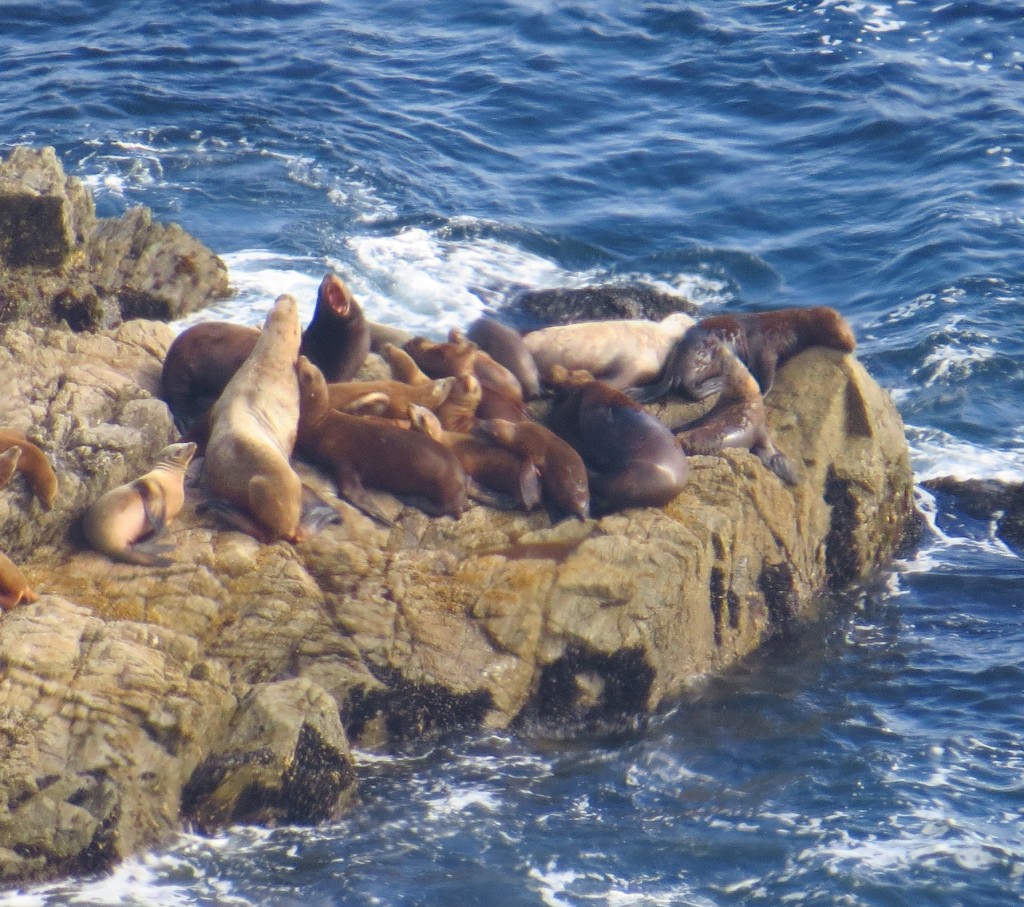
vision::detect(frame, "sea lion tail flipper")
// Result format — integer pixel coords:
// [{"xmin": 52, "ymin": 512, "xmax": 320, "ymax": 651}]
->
[
  {"xmin": 196, "ymin": 498, "xmax": 277, "ymax": 543},
  {"xmin": 108, "ymin": 540, "xmax": 175, "ymax": 569},
  {"xmin": 300, "ymin": 485, "xmax": 343, "ymax": 534}
]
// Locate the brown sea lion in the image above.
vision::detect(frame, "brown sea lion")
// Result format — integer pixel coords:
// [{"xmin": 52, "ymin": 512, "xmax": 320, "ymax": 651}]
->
[
  {"xmin": 673, "ymin": 343, "xmax": 798, "ymax": 485},
  {"xmin": 0, "ymin": 552, "xmax": 36, "ymax": 610},
  {"xmin": 408, "ymin": 404, "xmax": 541, "ymax": 511},
  {"xmin": 200, "ymin": 294, "xmax": 309, "ymax": 543},
  {"xmin": 296, "ymin": 357, "xmax": 470, "ymax": 520},
  {"xmin": 0, "ymin": 429, "xmax": 59, "ymax": 509},
  {"xmin": 522, "ymin": 312, "xmax": 695, "ymax": 389},
  {"xmin": 161, "ymin": 273, "xmax": 369, "ymax": 438},
  {"xmin": 405, "ymin": 332, "xmax": 530, "ymax": 421},
  {"xmin": 436, "ymin": 374, "xmax": 483, "ymax": 434},
  {"xmin": 0, "ymin": 447, "xmax": 21, "ymax": 489},
  {"xmin": 82, "ymin": 441, "xmax": 197, "ymax": 567},
  {"xmin": 547, "ymin": 369, "xmax": 690, "ymax": 514},
  {"xmin": 630, "ymin": 305, "xmax": 856, "ymax": 403},
  {"xmin": 466, "ymin": 316, "xmax": 542, "ymax": 400},
  {"xmin": 325, "ymin": 376, "xmax": 454, "ymax": 419},
  {"xmin": 474, "ymin": 418, "xmax": 589, "ymax": 521}
]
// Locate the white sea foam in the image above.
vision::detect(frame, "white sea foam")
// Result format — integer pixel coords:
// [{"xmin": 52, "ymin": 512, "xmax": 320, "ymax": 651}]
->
[
  {"xmin": 905, "ymin": 425, "xmax": 1024, "ymax": 483},
  {"xmin": 814, "ymin": 0, "xmax": 906, "ymax": 34}
]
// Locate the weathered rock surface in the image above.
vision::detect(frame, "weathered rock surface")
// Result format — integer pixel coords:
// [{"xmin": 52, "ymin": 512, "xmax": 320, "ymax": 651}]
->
[
  {"xmin": 501, "ymin": 284, "xmax": 699, "ymax": 329},
  {"xmin": 921, "ymin": 475, "xmax": 1024, "ymax": 553},
  {"xmin": 0, "ymin": 316, "xmax": 916, "ymax": 887},
  {"xmin": 0, "ymin": 146, "xmax": 229, "ymax": 329}
]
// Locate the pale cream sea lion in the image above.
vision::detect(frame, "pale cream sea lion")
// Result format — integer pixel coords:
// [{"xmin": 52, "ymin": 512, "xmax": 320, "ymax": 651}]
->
[
  {"xmin": 522, "ymin": 311, "xmax": 695, "ymax": 389},
  {"xmin": 82, "ymin": 441, "xmax": 197, "ymax": 567}
]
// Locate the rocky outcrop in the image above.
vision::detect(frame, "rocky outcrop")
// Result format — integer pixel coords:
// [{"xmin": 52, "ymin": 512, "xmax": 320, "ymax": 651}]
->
[
  {"xmin": 921, "ymin": 476, "xmax": 1024, "ymax": 553},
  {"xmin": 503, "ymin": 284, "xmax": 699, "ymax": 328},
  {"xmin": 0, "ymin": 313, "xmax": 916, "ymax": 886},
  {"xmin": 0, "ymin": 146, "xmax": 229, "ymax": 330}
]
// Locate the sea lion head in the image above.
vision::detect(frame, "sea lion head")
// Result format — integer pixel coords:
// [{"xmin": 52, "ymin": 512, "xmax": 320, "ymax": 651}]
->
[
  {"xmin": 318, "ymin": 273, "xmax": 355, "ymax": 319},
  {"xmin": 157, "ymin": 441, "xmax": 198, "ymax": 471},
  {"xmin": 407, "ymin": 404, "xmax": 445, "ymax": 442},
  {"xmin": 807, "ymin": 306, "xmax": 857, "ymax": 352},
  {"xmin": 262, "ymin": 293, "xmax": 302, "ymax": 350},
  {"xmin": 296, "ymin": 356, "xmax": 330, "ymax": 424}
]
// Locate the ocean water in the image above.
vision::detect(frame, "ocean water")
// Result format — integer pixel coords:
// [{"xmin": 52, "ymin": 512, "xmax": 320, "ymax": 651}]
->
[{"xmin": 3, "ymin": 1, "xmax": 1024, "ymax": 904}]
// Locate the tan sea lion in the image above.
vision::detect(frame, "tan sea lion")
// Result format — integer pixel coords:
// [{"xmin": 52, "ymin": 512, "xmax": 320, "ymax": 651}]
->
[
  {"xmin": 200, "ymin": 294, "xmax": 309, "ymax": 543},
  {"xmin": 408, "ymin": 405, "xmax": 541, "ymax": 511},
  {"xmin": 522, "ymin": 311, "xmax": 695, "ymax": 389},
  {"xmin": 0, "ymin": 429, "xmax": 58, "ymax": 509},
  {"xmin": 0, "ymin": 552, "xmax": 36, "ymax": 610},
  {"xmin": 474, "ymin": 418, "xmax": 589, "ymax": 521},
  {"xmin": 161, "ymin": 273, "xmax": 369, "ymax": 439},
  {"xmin": 381, "ymin": 342, "xmax": 433, "ymax": 386},
  {"xmin": 0, "ymin": 447, "xmax": 21, "ymax": 489},
  {"xmin": 630, "ymin": 305, "xmax": 856, "ymax": 403},
  {"xmin": 326, "ymin": 376, "xmax": 454, "ymax": 419},
  {"xmin": 673, "ymin": 343, "xmax": 798, "ymax": 485},
  {"xmin": 296, "ymin": 357, "xmax": 470, "ymax": 520},
  {"xmin": 367, "ymin": 320, "xmax": 414, "ymax": 353},
  {"xmin": 466, "ymin": 316, "xmax": 542, "ymax": 400},
  {"xmin": 82, "ymin": 441, "xmax": 197, "ymax": 567},
  {"xmin": 547, "ymin": 369, "xmax": 690, "ymax": 514}
]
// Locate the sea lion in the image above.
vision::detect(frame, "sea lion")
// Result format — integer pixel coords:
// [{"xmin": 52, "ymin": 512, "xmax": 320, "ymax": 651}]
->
[
  {"xmin": 521, "ymin": 312, "xmax": 695, "ymax": 389},
  {"xmin": 0, "ymin": 552, "xmax": 36, "ymax": 610},
  {"xmin": 296, "ymin": 357, "xmax": 470, "ymax": 519},
  {"xmin": 200, "ymin": 294, "xmax": 308, "ymax": 543},
  {"xmin": 630, "ymin": 305, "xmax": 856, "ymax": 403},
  {"xmin": 436, "ymin": 374, "xmax": 483, "ymax": 433},
  {"xmin": 405, "ymin": 332, "xmax": 530, "ymax": 421},
  {"xmin": 0, "ymin": 447, "xmax": 21, "ymax": 489},
  {"xmin": 300, "ymin": 272, "xmax": 371, "ymax": 382},
  {"xmin": 0, "ymin": 429, "xmax": 59, "ymax": 509},
  {"xmin": 466, "ymin": 316, "xmax": 542, "ymax": 400},
  {"xmin": 547, "ymin": 369, "xmax": 690, "ymax": 514},
  {"xmin": 673, "ymin": 343, "xmax": 798, "ymax": 485},
  {"xmin": 408, "ymin": 404, "xmax": 541, "ymax": 511},
  {"xmin": 474, "ymin": 418, "xmax": 589, "ymax": 521},
  {"xmin": 82, "ymin": 441, "xmax": 197, "ymax": 567},
  {"xmin": 325, "ymin": 376, "xmax": 454, "ymax": 420},
  {"xmin": 161, "ymin": 273, "xmax": 369, "ymax": 438},
  {"xmin": 380, "ymin": 343, "xmax": 433, "ymax": 386},
  {"xmin": 367, "ymin": 320, "xmax": 414, "ymax": 354}
]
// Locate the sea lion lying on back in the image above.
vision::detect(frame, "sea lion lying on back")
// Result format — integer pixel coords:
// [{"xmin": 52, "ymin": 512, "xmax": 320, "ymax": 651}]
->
[
  {"xmin": 673, "ymin": 343, "xmax": 798, "ymax": 486},
  {"xmin": 547, "ymin": 368, "xmax": 690, "ymax": 515},
  {"xmin": 161, "ymin": 273, "xmax": 370, "ymax": 438},
  {"xmin": 630, "ymin": 305, "xmax": 856, "ymax": 403},
  {"xmin": 82, "ymin": 442, "xmax": 197, "ymax": 567},
  {"xmin": 522, "ymin": 312, "xmax": 695, "ymax": 389},
  {"xmin": 200, "ymin": 294, "xmax": 310, "ymax": 543}
]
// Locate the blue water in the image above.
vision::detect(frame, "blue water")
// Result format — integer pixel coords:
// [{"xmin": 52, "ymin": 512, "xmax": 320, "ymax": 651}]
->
[{"xmin": 4, "ymin": 1, "xmax": 1024, "ymax": 904}]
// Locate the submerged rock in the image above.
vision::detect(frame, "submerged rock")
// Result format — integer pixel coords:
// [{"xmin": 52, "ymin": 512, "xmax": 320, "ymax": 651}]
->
[
  {"xmin": 0, "ymin": 146, "xmax": 229, "ymax": 330},
  {"xmin": 0, "ymin": 314, "xmax": 916, "ymax": 886},
  {"xmin": 501, "ymin": 283, "xmax": 699, "ymax": 329},
  {"xmin": 921, "ymin": 475, "xmax": 1024, "ymax": 552}
]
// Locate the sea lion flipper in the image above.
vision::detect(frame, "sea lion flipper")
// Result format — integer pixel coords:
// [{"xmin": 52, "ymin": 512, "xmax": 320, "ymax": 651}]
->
[
  {"xmin": 0, "ymin": 447, "xmax": 21, "ymax": 488},
  {"xmin": 330, "ymin": 465, "xmax": 395, "ymax": 527},
  {"xmin": 299, "ymin": 485, "xmax": 343, "ymax": 535},
  {"xmin": 341, "ymin": 391, "xmax": 390, "ymax": 416},
  {"xmin": 138, "ymin": 480, "xmax": 169, "ymax": 538},
  {"xmin": 196, "ymin": 498, "xmax": 276, "ymax": 544},
  {"xmin": 518, "ymin": 462, "xmax": 542, "ymax": 511}
]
